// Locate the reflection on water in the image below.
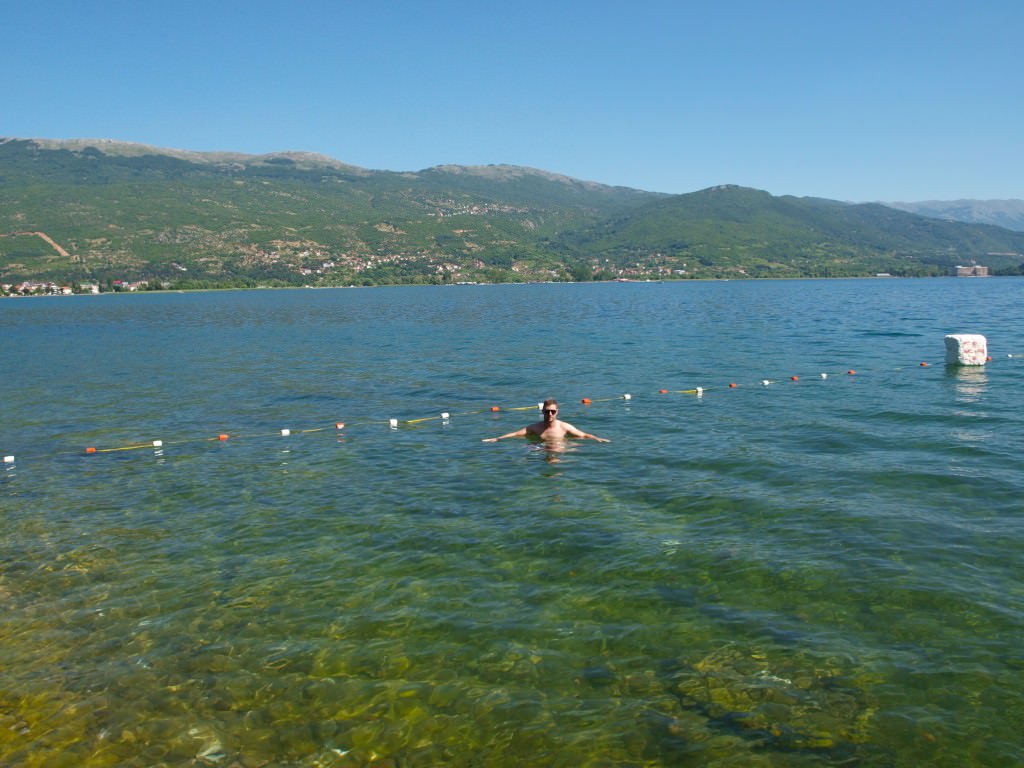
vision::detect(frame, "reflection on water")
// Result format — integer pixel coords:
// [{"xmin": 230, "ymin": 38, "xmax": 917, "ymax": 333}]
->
[
  {"xmin": 526, "ymin": 436, "xmax": 581, "ymax": 465},
  {"xmin": 948, "ymin": 365, "xmax": 994, "ymax": 450},
  {"xmin": 950, "ymin": 364, "xmax": 988, "ymax": 402},
  {"xmin": 2, "ymin": 280, "xmax": 1024, "ymax": 766}
]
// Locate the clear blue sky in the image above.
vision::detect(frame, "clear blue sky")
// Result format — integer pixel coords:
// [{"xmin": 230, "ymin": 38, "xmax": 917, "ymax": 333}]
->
[{"xmin": 4, "ymin": 0, "xmax": 1021, "ymax": 201}]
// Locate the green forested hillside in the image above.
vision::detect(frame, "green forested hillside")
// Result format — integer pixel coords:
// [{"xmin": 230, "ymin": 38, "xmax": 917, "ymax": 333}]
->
[
  {"xmin": 561, "ymin": 185, "xmax": 1024, "ymax": 278},
  {"xmin": 0, "ymin": 139, "xmax": 658, "ymax": 287},
  {"xmin": 2, "ymin": 139, "xmax": 1022, "ymax": 290}
]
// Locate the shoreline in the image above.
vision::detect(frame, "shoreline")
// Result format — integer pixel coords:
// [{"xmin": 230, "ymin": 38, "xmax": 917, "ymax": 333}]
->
[{"xmin": 2, "ymin": 273, "xmax": 1006, "ymax": 299}]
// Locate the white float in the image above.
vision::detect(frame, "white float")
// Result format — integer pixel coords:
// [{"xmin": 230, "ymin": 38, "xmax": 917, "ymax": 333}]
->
[{"xmin": 944, "ymin": 334, "xmax": 988, "ymax": 366}]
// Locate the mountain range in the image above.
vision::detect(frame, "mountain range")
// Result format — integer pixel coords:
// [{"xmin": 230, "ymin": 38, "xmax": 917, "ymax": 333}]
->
[
  {"xmin": 882, "ymin": 199, "xmax": 1024, "ymax": 232},
  {"xmin": 2, "ymin": 138, "xmax": 1022, "ymax": 290}
]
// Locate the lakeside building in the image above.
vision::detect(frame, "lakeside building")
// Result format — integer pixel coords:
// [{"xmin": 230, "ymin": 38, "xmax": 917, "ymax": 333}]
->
[{"xmin": 954, "ymin": 265, "xmax": 989, "ymax": 277}]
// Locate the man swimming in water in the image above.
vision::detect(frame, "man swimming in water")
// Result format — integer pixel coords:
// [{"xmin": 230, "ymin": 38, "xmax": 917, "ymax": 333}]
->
[{"xmin": 482, "ymin": 398, "xmax": 610, "ymax": 443}]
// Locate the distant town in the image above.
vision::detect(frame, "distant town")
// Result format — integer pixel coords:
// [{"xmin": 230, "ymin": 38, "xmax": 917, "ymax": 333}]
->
[{"xmin": 2, "ymin": 279, "xmax": 149, "ymax": 297}]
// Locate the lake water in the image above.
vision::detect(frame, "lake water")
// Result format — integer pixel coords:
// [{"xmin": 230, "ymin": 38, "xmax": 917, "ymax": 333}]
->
[{"xmin": 1, "ymin": 278, "xmax": 1023, "ymax": 767}]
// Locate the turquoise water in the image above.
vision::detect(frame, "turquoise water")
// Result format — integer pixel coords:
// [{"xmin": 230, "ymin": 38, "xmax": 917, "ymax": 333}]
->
[{"xmin": 2, "ymin": 279, "xmax": 1023, "ymax": 766}]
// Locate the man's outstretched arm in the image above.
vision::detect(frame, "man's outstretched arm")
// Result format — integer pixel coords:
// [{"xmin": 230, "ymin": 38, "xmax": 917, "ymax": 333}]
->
[
  {"xmin": 482, "ymin": 427, "xmax": 528, "ymax": 442},
  {"xmin": 562, "ymin": 423, "xmax": 610, "ymax": 442}
]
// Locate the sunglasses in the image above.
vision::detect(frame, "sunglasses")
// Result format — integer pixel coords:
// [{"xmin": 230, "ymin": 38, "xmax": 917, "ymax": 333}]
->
[{"xmin": 542, "ymin": 409, "xmax": 558, "ymax": 414}]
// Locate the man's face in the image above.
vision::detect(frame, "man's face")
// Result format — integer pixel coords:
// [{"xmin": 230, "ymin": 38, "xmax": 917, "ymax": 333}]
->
[{"xmin": 542, "ymin": 405, "xmax": 558, "ymax": 422}]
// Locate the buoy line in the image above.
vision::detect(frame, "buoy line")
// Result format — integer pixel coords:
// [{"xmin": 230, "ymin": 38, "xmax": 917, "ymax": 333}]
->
[{"xmin": 2, "ymin": 351, "xmax": 1020, "ymax": 470}]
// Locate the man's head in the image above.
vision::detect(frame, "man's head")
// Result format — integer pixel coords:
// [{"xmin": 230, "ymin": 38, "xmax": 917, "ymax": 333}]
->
[{"xmin": 542, "ymin": 398, "xmax": 558, "ymax": 421}]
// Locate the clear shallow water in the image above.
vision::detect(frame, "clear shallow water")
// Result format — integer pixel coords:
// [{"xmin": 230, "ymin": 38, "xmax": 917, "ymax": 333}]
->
[{"xmin": 1, "ymin": 279, "xmax": 1023, "ymax": 767}]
